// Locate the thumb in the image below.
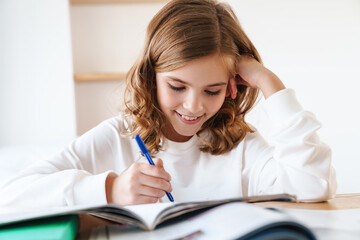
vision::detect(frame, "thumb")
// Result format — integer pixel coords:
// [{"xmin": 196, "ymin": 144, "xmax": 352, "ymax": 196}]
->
[{"xmin": 153, "ymin": 158, "xmax": 164, "ymax": 167}]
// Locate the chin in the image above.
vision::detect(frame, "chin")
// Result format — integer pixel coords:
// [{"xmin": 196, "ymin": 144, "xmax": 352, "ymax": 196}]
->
[{"xmin": 175, "ymin": 127, "xmax": 199, "ymax": 138}]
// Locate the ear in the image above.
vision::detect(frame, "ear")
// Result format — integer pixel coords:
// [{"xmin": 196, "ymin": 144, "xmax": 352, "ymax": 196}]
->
[{"xmin": 226, "ymin": 77, "xmax": 238, "ymax": 99}]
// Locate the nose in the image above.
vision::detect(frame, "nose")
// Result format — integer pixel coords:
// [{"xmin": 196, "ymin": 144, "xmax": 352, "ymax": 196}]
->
[{"xmin": 183, "ymin": 91, "xmax": 204, "ymax": 114}]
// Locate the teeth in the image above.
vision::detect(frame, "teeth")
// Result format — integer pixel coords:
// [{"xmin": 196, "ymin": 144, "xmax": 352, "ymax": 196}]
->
[{"xmin": 181, "ymin": 114, "xmax": 199, "ymax": 121}]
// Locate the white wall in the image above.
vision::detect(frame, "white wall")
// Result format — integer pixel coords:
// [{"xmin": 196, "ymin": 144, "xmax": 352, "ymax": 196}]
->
[
  {"xmin": 70, "ymin": 3, "xmax": 165, "ymax": 135},
  {"xmin": 228, "ymin": 0, "xmax": 360, "ymax": 193},
  {"xmin": 0, "ymin": 0, "xmax": 76, "ymax": 145}
]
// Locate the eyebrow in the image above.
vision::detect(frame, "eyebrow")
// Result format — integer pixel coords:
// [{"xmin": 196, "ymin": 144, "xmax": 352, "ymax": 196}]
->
[{"xmin": 166, "ymin": 76, "xmax": 227, "ymax": 87}]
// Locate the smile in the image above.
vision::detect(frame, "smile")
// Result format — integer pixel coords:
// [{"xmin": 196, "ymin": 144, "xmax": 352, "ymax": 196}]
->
[
  {"xmin": 181, "ymin": 114, "xmax": 199, "ymax": 121},
  {"xmin": 175, "ymin": 111, "xmax": 203, "ymax": 124}
]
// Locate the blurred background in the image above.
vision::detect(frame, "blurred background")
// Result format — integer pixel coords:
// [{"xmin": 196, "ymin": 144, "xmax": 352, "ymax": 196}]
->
[{"xmin": 0, "ymin": 0, "xmax": 359, "ymax": 194}]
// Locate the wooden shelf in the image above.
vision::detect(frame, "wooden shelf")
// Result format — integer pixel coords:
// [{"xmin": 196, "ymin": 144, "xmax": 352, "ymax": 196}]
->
[
  {"xmin": 71, "ymin": 0, "xmax": 168, "ymax": 4},
  {"xmin": 74, "ymin": 73, "xmax": 126, "ymax": 82}
]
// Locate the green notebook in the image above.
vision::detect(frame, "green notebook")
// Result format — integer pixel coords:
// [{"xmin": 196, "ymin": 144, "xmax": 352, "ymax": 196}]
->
[{"xmin": 0, "ymin": 214, "xmax": 79, "ymax": 240}]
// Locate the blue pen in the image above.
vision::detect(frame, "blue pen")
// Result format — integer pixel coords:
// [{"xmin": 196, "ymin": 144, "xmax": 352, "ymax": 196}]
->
[{"xmin": 135, "ymin": 135, "xmax": 174, "ymax": 202}]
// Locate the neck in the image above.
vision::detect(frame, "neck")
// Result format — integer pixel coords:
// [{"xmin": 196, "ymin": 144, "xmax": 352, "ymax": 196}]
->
[{"xmin": 162, "ymin": 121, "xmax": 193, "ymax": 142}]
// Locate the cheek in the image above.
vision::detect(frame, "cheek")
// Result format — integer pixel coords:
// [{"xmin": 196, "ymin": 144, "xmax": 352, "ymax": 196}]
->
[
  {"xmin": 215, "ymin": 98, "xmax": 225, "ymax": 112},
  {"xmin": 207, "ymin": 95, "xmax": 225, "ymax": 115},
  {"xmin": 157, "ymin": 86, "xmax": 178, "ymax": 110}
]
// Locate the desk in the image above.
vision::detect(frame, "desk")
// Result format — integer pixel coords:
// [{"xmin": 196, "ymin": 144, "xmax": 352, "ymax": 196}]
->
[
  {"xmin": 254, "ymin": 193, "xmax": 360, "ymax": 210},
  {"xmin": 77, "ymin": 193, "xmax": 360, "ymax": 239}
]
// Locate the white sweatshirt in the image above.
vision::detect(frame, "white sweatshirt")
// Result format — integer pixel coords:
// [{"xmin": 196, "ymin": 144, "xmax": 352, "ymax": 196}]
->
[{"xmin": 0, "ymin": 89, "xmax": 337, "ymax": 210}]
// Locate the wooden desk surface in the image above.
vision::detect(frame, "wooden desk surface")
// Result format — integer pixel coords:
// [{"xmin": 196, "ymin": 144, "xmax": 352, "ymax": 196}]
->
[{"xmin": 254, "ymin": 193, "xmax": 360, "ymax": 210}]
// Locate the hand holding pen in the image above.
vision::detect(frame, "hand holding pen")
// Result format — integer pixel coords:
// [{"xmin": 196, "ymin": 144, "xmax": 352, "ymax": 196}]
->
[
  {"xmin": 135, "ymin": 135, "xmax": 174, "ymax": 202},
  {"xmin": 105, "ymin": 136, "xmax": 173, "ymax": 205}
]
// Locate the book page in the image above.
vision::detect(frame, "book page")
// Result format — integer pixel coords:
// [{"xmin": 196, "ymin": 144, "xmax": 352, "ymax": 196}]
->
[
  {"xmin": 123, "ymin": 203, "xmax": 174, "ymax": 229},
  {"xmin": 121, "ymin": 193, "xmax": 297, "ymax": 230},
  {"xmin": 95, "ymin": 202, "xmax": 302, "ymax": 240}
]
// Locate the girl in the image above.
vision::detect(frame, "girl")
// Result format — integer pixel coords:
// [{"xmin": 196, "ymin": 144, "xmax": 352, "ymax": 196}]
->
[{"xmin": 0, "ymin": 0, "xmax": 336, "ymax": 209}]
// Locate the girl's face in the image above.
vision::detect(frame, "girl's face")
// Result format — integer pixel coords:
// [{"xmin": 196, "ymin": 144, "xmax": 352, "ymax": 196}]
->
[{"xmin": 156, "ymin": 53, "xmax": 229, "ymax": 142}]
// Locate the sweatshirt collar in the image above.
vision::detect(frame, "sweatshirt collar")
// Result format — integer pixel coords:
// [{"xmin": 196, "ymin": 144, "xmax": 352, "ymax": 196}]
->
[{"xmin": 162, "ymin": 135, "xmax": 199, "ymax": 154}]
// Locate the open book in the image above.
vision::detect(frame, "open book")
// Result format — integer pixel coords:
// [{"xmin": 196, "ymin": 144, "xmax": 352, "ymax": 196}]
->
[
  {"xmin": 0, "ymin": 194, "xmax": 295, "ymax": 230},
  {"xmin": 0, "ymin": 194, "xmax": 315, "ymax": 239},
  {"xmin": 95, "ymin": 201, "xmax": 316, "ymax": 240}
]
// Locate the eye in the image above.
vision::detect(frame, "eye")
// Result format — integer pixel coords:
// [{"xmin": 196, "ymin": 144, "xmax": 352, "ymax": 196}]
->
[
  {"xmin": 168, "ymin": 84, "xmax": 185, "ymax": 92},
  {"xmin": 205, "ymin": 90, "xmax": 221, "ymax": 96}
]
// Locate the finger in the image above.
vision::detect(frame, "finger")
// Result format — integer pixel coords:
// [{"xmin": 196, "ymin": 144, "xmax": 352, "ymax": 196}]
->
[
  {"xmin": 138, "ymin": 174, "xmax": 172, "ymax": 192},
  {"xmin": 235, "ymin": 74, "xmax": 250, "ymax": 87},
  {"xmin": 139, "ymin": 162, "xmax": 172, "ymax": 181},
  {"xmin": 138, "ymin": 157, "xmax": 164, "ymax": 170},
  {"xmin": 138, "ymin": 184, "xmax": 167, "ymax": 198},
  {"xmin": 137, "ymin": 195, "xmax": 159, "ymax": 204},
  {"xmin": 153, "ymin": 158, "xmax": 163, "ymax": 167},
  {"xmin": 129, "ymin": 194, "xmax": 159, "ymax": 205},
  {"xmin": 238, "ymin": 80, "xmax": 251, "ymax": 87}
]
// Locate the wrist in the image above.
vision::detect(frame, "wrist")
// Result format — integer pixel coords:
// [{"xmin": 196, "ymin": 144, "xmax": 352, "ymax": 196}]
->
[
  {"xmin": 257, "ymin": 70, "xmax": 285, "ymax": 99},
  {"xmin": 105, "ymin": 175, "xmax": 116, "ymax": 204}
]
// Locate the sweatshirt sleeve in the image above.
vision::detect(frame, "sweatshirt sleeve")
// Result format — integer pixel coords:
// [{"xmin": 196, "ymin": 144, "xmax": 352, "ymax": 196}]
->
[
  {"xmin": 0, "ymin": 119, "xmax": 125, "ymax": 211},
  {"xmin": 243, "ymin": 89, "xmax": 337, "ymax": 202}
]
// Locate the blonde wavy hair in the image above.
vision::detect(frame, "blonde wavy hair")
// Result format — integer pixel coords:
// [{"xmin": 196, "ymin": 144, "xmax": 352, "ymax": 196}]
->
[{"xmin": 123, "ymin": 0, "xmax": 261, "ymax": 155}]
